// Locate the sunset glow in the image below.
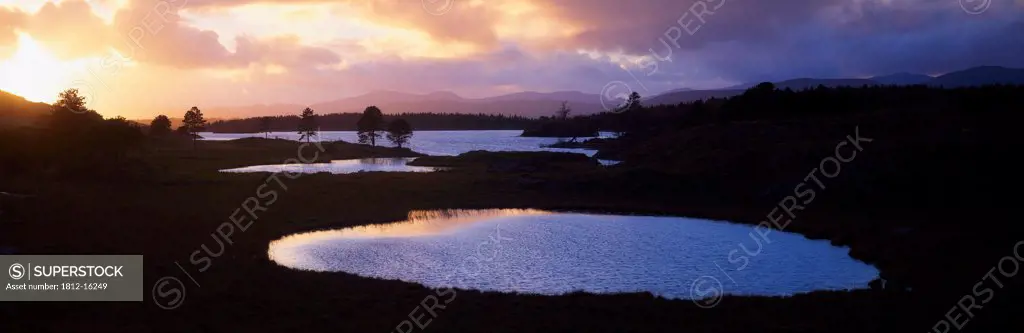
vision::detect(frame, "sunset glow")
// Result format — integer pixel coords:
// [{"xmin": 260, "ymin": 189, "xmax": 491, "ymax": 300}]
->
[
  {"xmin": 0, "ymin": 33, "xmax": 80, "ymax": 103},
  {"xmin": 1, "ymin": 1, "xmax": 1021, "ymax": 332},
  {"xmin": 0, "ymin": 0, "xmax": 1021, "ymax": 118}
]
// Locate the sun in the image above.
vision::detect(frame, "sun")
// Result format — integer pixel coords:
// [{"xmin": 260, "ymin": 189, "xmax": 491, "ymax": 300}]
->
[{"xmin": 0, "ymin": 33, "xmax": 86, "ymax": 103}]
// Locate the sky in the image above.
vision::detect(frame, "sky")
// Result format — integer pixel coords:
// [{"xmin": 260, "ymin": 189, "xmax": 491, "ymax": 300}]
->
[{"xmin": 0, "ymin": 0, "xmax": 1022, "ymax": 118}]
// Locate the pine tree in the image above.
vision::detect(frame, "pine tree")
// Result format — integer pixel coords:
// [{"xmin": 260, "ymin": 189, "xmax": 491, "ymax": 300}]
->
[
  {"xmin": 357, "ymin": 106, "xmax": 384, "ymax": 146},
  {"xmin": 297, "ymin": 108, "xmax": 318, "ymax": 142},
  {"xmin": 386, "ymin": 118, "xmax": 413, "ymax": 148},
  {"xmin": 182, "ymin": 106, "xmax": 207, "ymax": 149}
]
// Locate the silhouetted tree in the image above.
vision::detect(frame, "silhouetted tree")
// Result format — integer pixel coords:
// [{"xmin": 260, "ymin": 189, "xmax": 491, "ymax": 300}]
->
[
  {"xmin": 182, "ymin": 106, "xmax": 206, "ymax": 149},
  {"xmin": 754, "ymin": 82, "xmax": 776, "ymax": 92},
  {"xmin": 556, "ymin": 101, "xmax": 571, "ymax": 120},
  {"xmin": 149, "ymin": 115, "xmax": 172, "ymax": 136},
  {"xmin": 33, "ymin": 89, "xmax": 145, "ymax": 173},
  {"xmin": 55, "ymin": 88, "xmax": 87, "ymax": 113},
  {"xmin": 623, "ymin": 91, "xmax": 642, "ymax": 111},
  {"xmin": 357, "ymin": 106, "xmax": 384, "ymax": 146},
  {"xmin": 617, "ymin": 92, "xmax": 645, "ymax": 136},
  {"xmin": 259, "ymin": 116, "xmax": 273, "ymax": 139},
  {"xmin": 297, "ymin": 107, "xmax": 318, "ymax": 142},
  {"xmin": 386, "ymin": 118, "xmax": 413, "ymax": 148},
  {"xmin": 100, "ymin": 116, "xmax": 144, "ymax": 162},
  {"xmin": 49, "ymin": 88, "xmax": 102, "ymax": 134}
]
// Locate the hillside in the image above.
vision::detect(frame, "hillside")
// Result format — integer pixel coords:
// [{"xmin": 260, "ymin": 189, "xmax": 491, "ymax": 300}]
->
[
  {"xmin": 870, "ymin": 72, "xmax": 934, "ymax": 85},
  {"xmin": 644, "ymin": 79, "xmax": 881, "ymax": 107},
  {"xmin": 309, "ymin": 91, "xmax": 605, "ymax": 118},
  {"xmin": 641, "ymin": 89, "xmax": 746, "ymax": 108},
  {"xmin": 772, "ymin": 78, "xmax": 879, "ymax": 90},
  {"xmin": 929, "ymin": 66, "xmax": 1024, "ymax": 87},
  {"xmin": 0, "ymin": 90, "xmax": 51, "ymax": 128},
  {"xmin": 643, "ymin": 65, "xmax": 1024, "ymax": 107},
  {"xmin": 197, "ymin": 91, "xmax": 607, "ymax": 119}
]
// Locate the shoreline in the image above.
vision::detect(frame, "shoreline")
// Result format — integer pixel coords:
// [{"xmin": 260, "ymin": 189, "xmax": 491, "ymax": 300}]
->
[{"xmin": 0, "ymin": 138, "xmax": 1018, "ymax": 332}]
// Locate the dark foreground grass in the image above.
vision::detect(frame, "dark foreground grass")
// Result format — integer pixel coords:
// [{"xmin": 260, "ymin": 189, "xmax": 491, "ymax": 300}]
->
[{"xmin": 0, "ymin": 138, "xmax": 1019, "ymax": 332}]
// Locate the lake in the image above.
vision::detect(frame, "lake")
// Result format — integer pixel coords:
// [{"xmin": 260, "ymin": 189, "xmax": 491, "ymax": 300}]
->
[
  {"xmin": 220, "ymin": 158, "xmax": 440, "ymax": 174},
  {"xmin": 268, "ymin": 209, "xmax": 878, "ymax": 300},
  {"xmin": 199, "ymin": 130, "xmax": 614, "ymax": 157}
]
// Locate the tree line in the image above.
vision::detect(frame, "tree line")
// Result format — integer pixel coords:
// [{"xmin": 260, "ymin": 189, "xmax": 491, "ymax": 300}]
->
[
  {"xmin": 1, "ymin": 89, "xmax": 146, "ymax": 178},
  {"xmin": 147, "ymin": 104, "xmax": 416, "ymax": 148},
  {"xmin": 0, "ymin": 88, "xmax": 433, "ymax": 180},
  {"xmin": 569, "ymin": 83, "xmax": 1024, "ymax": 138}
]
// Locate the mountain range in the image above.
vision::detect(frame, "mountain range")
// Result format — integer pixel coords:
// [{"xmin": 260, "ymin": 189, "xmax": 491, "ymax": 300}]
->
[
  {"xmin": 870, "ymin": 72, "xmax": 935, "ymax": 85},
  {"xmin": 643, "ymin": 66, "xmax": 1024, "ymax": 107},
  {"xmin": 194, "ymin": 90, "xmax": 607, "ymax": 120},
  {"xmin": 2, "ymin": 66, "xmax": 1024, "ymax": 126},
  {"xmin": 197, "ymin": 66, "xmax": 1024, "ymax": 119}
]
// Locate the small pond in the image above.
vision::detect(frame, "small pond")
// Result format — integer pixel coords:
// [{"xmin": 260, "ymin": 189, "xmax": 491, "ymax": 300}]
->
[{"xmin": 268, "ymin": 209, "xmax": 878, "ymax": 299}]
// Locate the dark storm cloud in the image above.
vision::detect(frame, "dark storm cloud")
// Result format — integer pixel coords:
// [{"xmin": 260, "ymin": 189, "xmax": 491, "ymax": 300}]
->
[
  {"xmin": 546, "ymin": 0, "xmax": 844, "ymax": 54},
  {"xmin": 551, "ymin": 0, "xmax": 1024, "ymax": 88}
]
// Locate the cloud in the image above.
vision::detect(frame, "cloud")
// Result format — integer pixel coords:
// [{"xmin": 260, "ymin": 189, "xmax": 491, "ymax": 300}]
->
[
  {"xmin": 184, "ymin": 0, "xmax": 501, "ymax": 44},
  {"xmin": 108, "ymin": 0, "xmax": 240, "ymax": 67},
  {"xmin": 688, "ymin": 0, "xmax": 1024, "ymax": 81},
  {"xmin": 68, "ymin": 0, "xmax": 338, "ymax": 70},
  {"xmin": 245, "ymin": 44, "xmax": 623, "ymax": 99},
  {"xmin": 22, "ymin": 1, "xmax": 115, "ymax": 59},
  {"xmin": 4, "ymin": 0, "xmax": 1024, "ymax": 118},
  {"xmin": 355, "ymin": 0, "xmax": 501, "ymax": 47},
  {"xmin": 527, "ymin": 0, "xmax": 1024, "ymax": 84},
  {"xmin": 0, "ymin": 7, "xmax": 26, "ymax": 57},
  {"xmin": 233, "ymin": 35, "xmax": 340, "ymax": 69}
]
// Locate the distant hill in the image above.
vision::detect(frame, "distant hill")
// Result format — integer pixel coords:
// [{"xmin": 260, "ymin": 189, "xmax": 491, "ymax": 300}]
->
[
  {"xmin": 478, "ymin": 91, "xmax": 599, "ymax": 105},
  {"xmin": 9, "ymin": 65, "xmax": 1021, "ymax": 122},
  {"xmin": 644, "ymin": 66, "xmax": 1024, "ymax": 107},
  {"xmin": 929, "ymin": 66, "xmax": 1024, "ymax": 87},
  {"xmin": 196, "ymin": 90, "xmax": 606, "ymax": 119},
  {"xmin": 866, "ymin": 67, "xmax": 1024, "ymax": 87},
  {"xmin": 772, "ymin": 78, "xmax": 880, "ymax": 90},
  {"xmin": 205, "ymin": 112, "xmax": 541, "ymax": 133},
  {"xmin": 307, "ymin": 91, "xmax": 606, "ymax": 118},
  {"xmin": 129, "ymin": 116, "xmax": 225, "ymax": 129},
  {"xmin": 643, "ymin": 79, "xmax": 881, "ymax": 107},
  {"xmin": 642, "ymin": 89, "xmax": 746, "ymax": 107},
  {"xmin": 146, "ymin": 104, "xmax": 300, "ymax": 123},
  {"xmin": 722, "ymin": 82, "xmax": 758, "ymax": 90},
  {"xmin": 871, "ymin": 72, "xmax": 934, "ymax": 85},
  {"xmin": 0, "ymin": 90, "xmax": 51, "ymax": 128},
  {"xmin": 648, "ymin": 88, "xmax": 694, "ymax": 96},
  {"xmin": 163, "ymin": 66, "xmax": 1024, "ymax": 118}
]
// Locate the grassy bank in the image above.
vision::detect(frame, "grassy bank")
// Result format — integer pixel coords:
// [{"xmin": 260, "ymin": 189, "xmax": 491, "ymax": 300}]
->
[{"xmin": 0, "ymin": 132, "xmax": 1019, "ymax": 332}]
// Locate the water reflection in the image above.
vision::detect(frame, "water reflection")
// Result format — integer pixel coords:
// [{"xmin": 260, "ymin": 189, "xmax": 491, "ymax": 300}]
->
[
  {"xmin": 268, "ymin": 209, "xmax": 879, "ymax": 299},
  {"xmin": 200, "ymin": 130, "xmax": 615, "ymax": 156},
  {"xmin": 269, "ymin": 209, "xmax": 548, "ymax": 271},
  {"xmin": 275, "ymin": 209, "xmax": 547, "ymax": 241},
  {"xmin": 220, "ymin": 158, "xmax": 439, "ymax": 174}
]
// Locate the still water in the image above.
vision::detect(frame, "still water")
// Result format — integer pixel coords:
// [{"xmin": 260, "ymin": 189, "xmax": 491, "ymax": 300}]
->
[
  {"xmin": 268, "ymin": 209, "xmax": 878, "ymax": 299},
  {"xmin": 219, "ymin": 158, "xmax": 438, "ymax": 174},
  {"xmin": 200, "ymin": 130, "xmax": 613, "ymax": 157}
]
